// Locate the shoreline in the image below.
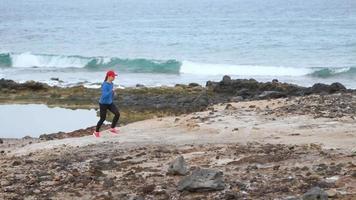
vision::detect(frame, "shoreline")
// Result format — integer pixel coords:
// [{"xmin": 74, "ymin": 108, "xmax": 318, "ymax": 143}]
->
[{"xmin": 0, "ymin": 76, "xmax": 353, "ymax": 135}]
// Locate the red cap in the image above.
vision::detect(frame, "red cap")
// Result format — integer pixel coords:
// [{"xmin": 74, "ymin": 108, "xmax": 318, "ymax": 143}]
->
[{"xmin": 106, "ymin": 70, "xmax": 118, "ymax": 77}]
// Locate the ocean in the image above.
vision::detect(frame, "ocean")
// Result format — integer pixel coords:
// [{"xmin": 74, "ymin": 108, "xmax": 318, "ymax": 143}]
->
[{"xmin": 0, "ymin": 0, "xmax": 355, "ymax": 88}]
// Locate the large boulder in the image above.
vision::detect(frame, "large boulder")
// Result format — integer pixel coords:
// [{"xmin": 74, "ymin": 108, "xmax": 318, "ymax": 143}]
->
[
  {"xmin": 302, "ymin": 187, "xmax": 328, "ymax": 200},
  {"xmin": 167, "ymin": 156, "xmax": 188, "ymax": 175},
  {"xmin": 177, "ymin": 168, "xmax": 225, "ymax": 192}
]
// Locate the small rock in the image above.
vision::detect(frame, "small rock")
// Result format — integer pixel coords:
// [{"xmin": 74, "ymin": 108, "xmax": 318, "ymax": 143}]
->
[
  {"xmin": 12, "ymin": 160, "xmax": 22, "ymax": 166},
  {"xmin": 188, "ymin": 83, "xmax": 201, "ymax": 87},
  {"xmin": 222, "ymin": 75, "xmax": 232, "ymax": 85},
  {"xmin": 167, "ymin": 156, "xmax": 188, "ymax": 176},
  {"xmin": 136, "ymin": 84, "xmax": 145, "ymax": 88},
  {"xmin": 230, "ymin": 96, "xmax": 244, "ymax": 102},
  {"xmin": 71, "ymin": 168, "xmax": 80, "ymax": 177},
  {"xmin": 50, "ymin": 77, "xmax": 60, "ymax": 81},
  {"xmin": 177, "ymin": 168, "xmax": 225, "ymax": 192},
  {"xmin": 302, "ymin": 187, "xmax": 328, "ymax": 200},
  {"xmin": 351, "ymin": 170, "xmax": 356, "ymax": 178},
  {"xmin": 141, "ymin": 184, "xmax": 155, "ymax": 194},
  {"xmin": 103, "ymin": 178, "xmax": 115, "ymax": 188},
  {"xmin": 325, "ymin": 189, "xmax": 337, "ymax": 198},
  {"xmin": 22, "ymin": 136, "xmax": 33, "ymax": 139},
  {"xmin": 1, "ymin": 180, "xmax": 11, "ymax": 187},
  {"xmin": 258, "ymin": 91, "xmax": 287, "ymax": 99},
  {"xmin": 225, "ymin": 104, "xmax": 237, "ymax": 110},
  {"xmin": 273, "ymin": 165, "xmax": 280, "ymax": 170}
]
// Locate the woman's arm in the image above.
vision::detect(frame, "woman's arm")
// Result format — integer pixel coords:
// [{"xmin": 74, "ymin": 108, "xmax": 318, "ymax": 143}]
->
[{"xmin": 101, "ymin": 84, "xmax": 113, "ymax": 99}]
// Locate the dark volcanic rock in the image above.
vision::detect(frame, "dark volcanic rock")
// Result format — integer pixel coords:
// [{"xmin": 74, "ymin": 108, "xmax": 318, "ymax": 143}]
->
[
  {"xmin": 177, "ymin": 168, "xmax": 225, "ymax": 192},
  {"xmin": 167, "ymin": 156, "xmax": 188, "ymax": 176},
  {"xmin": 207, "ymin": 76, "xmax": 349, "ymax": 100},
  {"xmin": 305, "ymin": 82, "xmax": 346, "ymax": 95},
  {"xmin": 301, "ymin": 187, "xmax": 328, "ymax": 200},
  {"xmin": 0, "ymin": 79, "xmax": 48, "ymax": 91},
  {"xmin": 258, "ymin": 91, "xmax": 287, "ymax": 99},
  {"xmin": 206, "ymin": 76, "xmax": 305, "ymax": 98}
]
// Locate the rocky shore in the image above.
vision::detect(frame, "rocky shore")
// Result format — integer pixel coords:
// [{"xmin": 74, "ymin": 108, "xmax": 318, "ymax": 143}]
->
[
  {"xmin": 0, "ymin": 77, "xmax": 355, "ymax": 199},
  {"xmin": 0, "ymin": 77, "xmax": 352, "ymax": 129}
]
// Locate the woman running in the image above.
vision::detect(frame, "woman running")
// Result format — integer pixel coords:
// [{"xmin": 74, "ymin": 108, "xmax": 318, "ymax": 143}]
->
[{"xmin": 93, "ymin": 70, "xmax": 120, "ymax": 137}]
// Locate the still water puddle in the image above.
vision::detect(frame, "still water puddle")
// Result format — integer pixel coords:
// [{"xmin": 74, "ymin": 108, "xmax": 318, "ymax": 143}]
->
[{"xmin": 0, "ymin": 104, "xmax": 99, "ymax": 138}]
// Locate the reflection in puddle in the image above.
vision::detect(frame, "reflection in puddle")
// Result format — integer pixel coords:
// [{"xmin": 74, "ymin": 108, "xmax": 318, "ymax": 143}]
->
[{"xmin": 0, "ymin": 104, "xmax": 99, "ymax": 138}]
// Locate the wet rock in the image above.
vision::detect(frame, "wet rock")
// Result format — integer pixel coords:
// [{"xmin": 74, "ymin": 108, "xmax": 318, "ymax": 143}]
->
[
  {"xmin": 301, "ymin": 187, "xmax": 328, "ymax": 200},
  {"xmin": 50, "ymin": 77, "xmax": 63, "ymax": 83},
  {"xmin": 167, "ymin": 156, "xmax": 188, "ymax": 176},
  {"xmin": 136, "ymin": 84, "xmax": 145, "ymax": 88},
  {"xmin": 188, "ymin": 83, "xmax": 201, "ymax": 87},
  {"xmin": 177, "ymin": 168, "xmax": 225, "ymax": 192}
]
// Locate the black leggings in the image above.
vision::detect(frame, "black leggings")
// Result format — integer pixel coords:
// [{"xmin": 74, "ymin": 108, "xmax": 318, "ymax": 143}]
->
[{"xmin": 96, "ymin": 103, "xmax": 120, "ymax": 132}]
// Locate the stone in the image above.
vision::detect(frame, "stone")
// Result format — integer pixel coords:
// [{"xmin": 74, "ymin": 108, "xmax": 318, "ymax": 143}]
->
[
  {"xmin": 306, "ymin": 82, "xmax": 346, "ymax": 95},
  {"xmin": 167, "ymin": 156, "xmax": 188, "ymax": 176},
  {"xmin": 229, "ymin": 96, "xmax": 244, "ymax": 102},
  {"xmin": 135, "ymin": 84, "xmax": 145, "ymax": 88},
  {"xmin": 141, "ymin": 184, "xmax": 155, "ymax": 194},
  {"xmin": 103, "ymin": 178, "xmax": 115, "ymax": 188},
  {"xmin": 12, "ymin": 160, "xmax": 22, "ymax": 166},
  {"xmin": 325, "ymin": 189, "xmax": 337, "ymax": 198},
  {"xmin": 225, "ymin": 103, "xmax": 237, "ymax": 110},
  {"xmin": 222, "ymin": 75, "xmax": 232, "ymax": 85},
  {"xmin": 188, "ymin": 83, "xmax": 201, "ymax": 87},
  {"xmin": 258, "ymin": 91, "xmax": 287, "ymax": 99},
  {"xmin": 177, "ymin": 168, "xmax": 225, "ymax": 192},
  {"xmin": 302, "ymin": 187, "xmax": 328, "ymax": 200}
]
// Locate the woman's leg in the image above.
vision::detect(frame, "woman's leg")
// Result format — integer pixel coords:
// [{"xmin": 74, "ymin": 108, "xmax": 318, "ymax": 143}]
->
[
  {"xmin": 96, "ymin": 104, "xmax": 108, "ymax": 132},
  {"xmin": 108, "ymin": 103, "xmax": 120, "ymax": 128}
]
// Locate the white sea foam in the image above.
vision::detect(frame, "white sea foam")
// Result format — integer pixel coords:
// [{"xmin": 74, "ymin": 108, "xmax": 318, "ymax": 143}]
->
[
  {"xmin": 10, "ymin": 52, "xmax": 90, "ymax": 68},
  {"xmin": 180, "ymin": 61, "xmax": 313, "ymax": 76}
]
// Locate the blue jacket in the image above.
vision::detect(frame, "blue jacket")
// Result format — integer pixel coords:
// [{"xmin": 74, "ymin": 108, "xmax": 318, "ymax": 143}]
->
[{"xmin": 99, "ymin": 81, "xmax": 114, "ymax": 104}]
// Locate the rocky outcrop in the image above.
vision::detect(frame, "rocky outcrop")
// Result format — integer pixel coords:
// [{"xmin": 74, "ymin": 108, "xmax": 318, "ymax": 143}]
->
[
  {"xmin": 0, "ymin": 79, "xmax": 48, "ymax": 91},
  {"xmin": 206, "ymin": 75, "xmax": 350, "ymax": 100}
]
